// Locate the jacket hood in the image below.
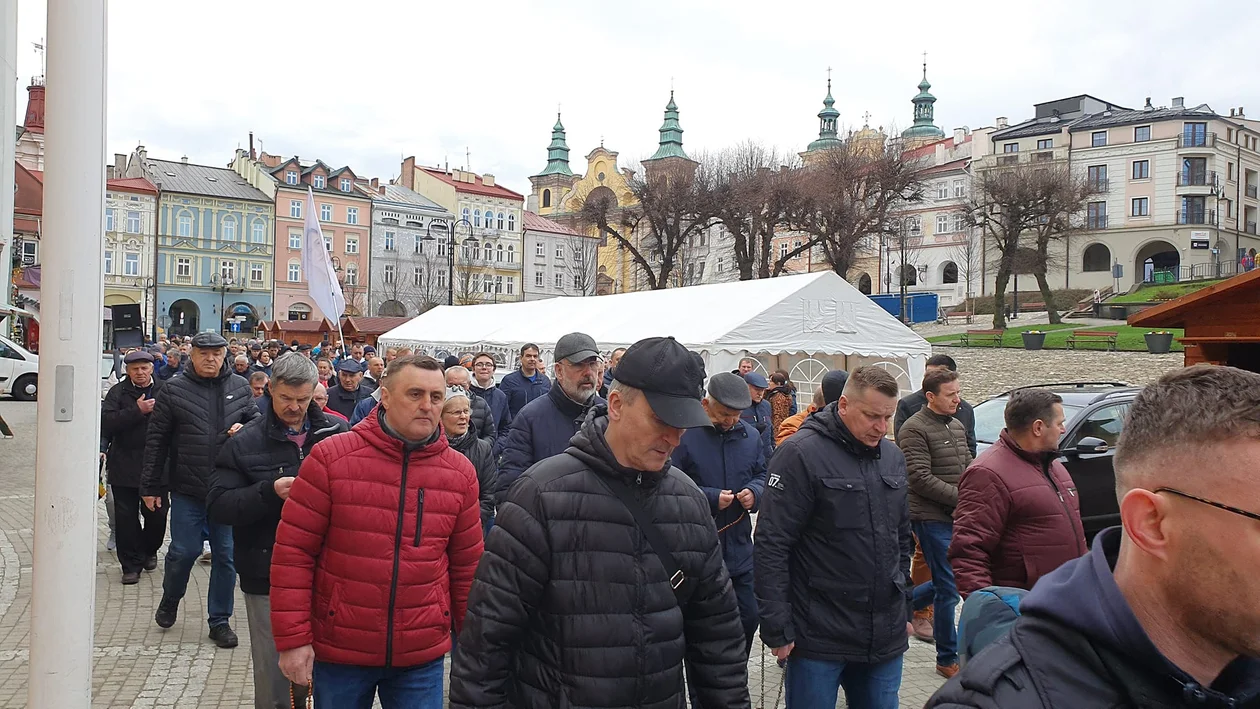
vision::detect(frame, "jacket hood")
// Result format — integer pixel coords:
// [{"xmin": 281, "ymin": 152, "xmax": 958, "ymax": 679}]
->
[
  {"xmin": 800, "ymin": 403, "xmax": 882, "ymax": 459},
  {"xmin": 567, "ymin": 406, "xmax": 669, "ymax": 488},
  {"xmin": 1023, "ymin": 527, "xmax": 1260, "ymax": 704}
]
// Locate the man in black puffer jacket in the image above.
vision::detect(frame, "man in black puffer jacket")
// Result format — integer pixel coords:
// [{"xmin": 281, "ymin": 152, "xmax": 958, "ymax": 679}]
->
[
  {"xmin": 141, "ymin": 332, "xmax": 259, "ymax": 649},
  {"xmin": 207, "ymin": 353, "xmax": 346, "ymax": 709},
  {"xmin": 450, "ymin": 337, "xmax": 750, "ymax": 709}
]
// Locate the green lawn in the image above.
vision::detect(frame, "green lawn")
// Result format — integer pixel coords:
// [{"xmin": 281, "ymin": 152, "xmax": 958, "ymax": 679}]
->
[
  {"xmin": 927, "ymin": 323, "xmax": 1075, "ymax": 346},
  {"xmin": 933, "ymin": 325, "xmax": 1184, "ymax": 352},
  {"xmin": 1109, "ymin": 279, "xmax": 1226, "ymax": 303}
]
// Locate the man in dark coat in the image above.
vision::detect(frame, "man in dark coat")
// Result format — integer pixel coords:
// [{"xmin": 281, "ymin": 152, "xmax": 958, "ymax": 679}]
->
[
  {"xmin": 928, "ymin": 365, "xmax": 1260, "ymax": 709},
  {"xmin": 494, "ymin": 333, "xmax": 603, "ymax": 504},
  {"xmin": 755, "ymin": 366, "xmax": 913, "ymax": 709},
  {"xmin": 207, "ymin": 353, "xmax": 346, "ymax": 709},
  {"xmin": 740, "ymin": 371, "xmax": 775, "ymax": 462},
  {"xmin": 450, "ymin": 336, "xmax": 751, "ymax": 709},
  {"xmin": 469, "ymin": 352, "xmax": 511, "ymax": 440},
  {"xmin": 324, "ymin": 359, "xmax": 372, "ymax": 420},
  {"xmin": 101, "ymin": 350, "xmax": 167, "ymax": 585},
  {"xmin": 671, "ymin": 371, "xmax": 766, "ymax": 655},
  {"xmin": 140, "ymin": 331, "xmax": 259, "ymax": 649},
  {"xmin": 445, "ymin": 365, "xmax": 496, "ymax": 443},
  {"xmin": 498, "ymin": 343, "xmax": 550, "ymax": 417}
]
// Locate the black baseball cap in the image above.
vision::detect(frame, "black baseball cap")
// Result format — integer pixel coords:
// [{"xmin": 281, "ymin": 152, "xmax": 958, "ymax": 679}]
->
[
  {"xmin": 613, "ymin": 336, "xmax": 711, "ymax": 429},
  {"xmin": 555, "ymin": 332, "xmax": 599, "ymax": 363}
]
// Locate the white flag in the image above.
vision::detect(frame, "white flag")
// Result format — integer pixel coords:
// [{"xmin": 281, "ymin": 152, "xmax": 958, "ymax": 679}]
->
[{"xmin": 301, "ymin": 186, "xmax": 345, "ymax": 321}]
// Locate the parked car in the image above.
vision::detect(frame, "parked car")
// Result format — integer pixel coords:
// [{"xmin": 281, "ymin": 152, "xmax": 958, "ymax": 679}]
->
[
  {"xmin": 0, "ymin": 335, "xmax": 39, "ymax": 401},
  {"xmin": 971, "ymin": 382, "xmax": 1139, "ymax": 541}
]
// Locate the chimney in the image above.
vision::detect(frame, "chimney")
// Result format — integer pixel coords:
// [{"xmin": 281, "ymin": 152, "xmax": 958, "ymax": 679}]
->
[
  {"xmin": 370, "ymin": 177, "xmax": 379, "ymax": 191},
  {"xmin": 1231, "ymin": 108, "xmax": 1237, "ymax": 117},
  {"xmin": 114, "ymin": 153, "xmax": 126, "ymax": 177},
  {"xmin": 180, "ymin": 155, "xmax": 189, "ymax": 164},
  {"xmin": 996, "ymin": 116, "xmax": 1009, "ymax": 129},
  {"xmin": 953, "ymin": 127, "xmax": 966, "ymax": 144},
  {"xmin": 23, "ymin": 82, "xmax": 46, "ymax": 133},
  {"xmin": 1172, "ymin": 97, "xmax": 1184, "ymax": 109},
  {"xmin": 1144, "ymin": 97, "xmax": 1154, "ymax": 111},
  {"xmin": 483, "ymin": 173, "xmax": 495, "ymax": 187},
  {"xmin": 248, "ymin": 131, "xmax": 255, "ymax": 160},
  {"xmin": 1239, "ymin": 106, "xmax": 1246, "ymax": 118}
]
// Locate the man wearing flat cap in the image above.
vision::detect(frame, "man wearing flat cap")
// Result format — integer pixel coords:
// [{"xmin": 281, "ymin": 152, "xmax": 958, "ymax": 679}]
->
[
  {"xmin": 101, "ymin": 349, "xmax": 167, "ymax": 585},
  {"xmin": 672, "ymin": 371, "xmax": 768, "ymax": 657},
  {"xmin": 742, "ymin": 371, "xmax": 776, "ymax": 462},
  {"xmin": 141, "ymin": 331, "xmax": 259, "ymax": 649},
  {"xmin": 451, "ymin": 336, "xmax": 751, "ymax": 709},
  {"xmin": 325, "ymin": 358, "xmax": 372, "ymax": 420}
]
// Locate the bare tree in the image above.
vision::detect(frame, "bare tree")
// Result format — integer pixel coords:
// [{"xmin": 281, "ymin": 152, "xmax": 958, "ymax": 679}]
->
[
  {"xmin": 947, "ymin": 229, "xmax": 981, "ymax": 323},
  {"xmin": 706, "ymin": 142, "xmax": 812, "ymax": 280},
  {"xmin": 566, "ymin": 235, "xmax": 599, "ymax": 296}
]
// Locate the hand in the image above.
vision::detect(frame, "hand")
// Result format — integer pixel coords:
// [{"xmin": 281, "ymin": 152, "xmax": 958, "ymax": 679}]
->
[
  {"xmin": 136, "ymin": 396, "xmax": 156, "ymax": 414},
  {"xmin": 99, "ymin": 452, "xmax": 106, "ymax": 463},
  {"xmin": 273, "ymin": 476, "xmax": 296, "ymax": 501},
  {"xmin": 736, "ymin": 488, "xmax": 755, "ymax": 510},
  {"xmin": 771, "ymin": 642, "xmax": 794, "ymax": 662},
  {"xmin": 227, "ymin": 423, "xmax": 243, "ymax": 437},
  {"xmin": 142, "ymin": 496, "xmax": 162, "ymax": 511},
  {"xmin": 278, "ymin": 644, "xmax": 315, "ymax": 686},
  {"xmin": 718, "ymin": 490, "xmax": 735, "ymax": 510}
]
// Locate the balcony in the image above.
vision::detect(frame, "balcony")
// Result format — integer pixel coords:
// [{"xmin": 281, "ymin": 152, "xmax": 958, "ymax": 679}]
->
[
  {"xmin": 1176, "ymin": 170, "xmax": 1218, "ymax": 189},
  {"xmin": 1086, "ymin": 215, "xmax": 1108, "ymax": 229},
  {"xmin": 1247, "ymin": 184, "xmax": 1258, "ymax": 199},
  {"xmin": 1176, "ymin": 209, "xmax": 1218, "ymax": 225},
  {"xmin": 980, "ymin": 145, "xmax": 1069, "ymax": 168},
  {"xmin": 1177, "ymin": 132, "xmax": 1216, "ymax": 149}
]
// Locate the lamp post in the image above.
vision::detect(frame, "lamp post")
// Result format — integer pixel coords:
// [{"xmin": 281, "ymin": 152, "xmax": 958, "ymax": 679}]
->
[
  {"xmin": 424, "ymin": 217, "xmax": 474, "ymax": 306},
  {"xmin": 209, "ymin": 272, "xmax": 242, "ymax": 335},
  {"xmin": 137, "ymin": 275, "xmax": 156, "ymax": 342}
]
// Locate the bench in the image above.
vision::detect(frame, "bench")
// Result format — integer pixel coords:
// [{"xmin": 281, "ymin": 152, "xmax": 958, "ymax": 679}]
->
[
  {"xmin": 1066, "ymin": 330, "xmax": 1118, "ymax": 351},
  {"xmin": 960, "ymin": 329, "xmax": 1004, "ymax": 347}
]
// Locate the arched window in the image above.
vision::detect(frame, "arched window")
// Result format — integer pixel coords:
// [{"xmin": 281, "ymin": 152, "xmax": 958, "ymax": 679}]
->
[
  {"xmin": 857, "ymin": 273, "xmax": 872, "ymax": 294},
  {"xmin": 507, "ymin": 244, "xmax": 515, "ymax": 263},
  {"xmin": 496, "ymin": 243, "xmax": 504, "ymax": 262},
  {"xmin": 941, "ymin": 261, "xmax": 959, "ymax": 284},
  {"xmin": 462, "ymin": 207, "xmax": 470, "ymax": 224},
  {"xmin": 473, "ymin": 209, "xmax": 482, "ymax": 228},
  {"xmin": 497, "ymin": 212, "xmax": 505, "ymax": 230},
  {"xmin": 898, "ymin": 264, "xmax": 918, "ymax": 286},
  {"xmin": 1082, "ymin": 243, "xmax": 1111, "ymax": 272},
  {"xmin": 507, "ymin": 213, "xmax": 515, "ymax": 232},
  {"xmin": 222, "ymin": 216, "xmax": 236, "ymax": 241},
  {"xmin": 542, "ymin": 189, "xmax": 551, "ymax": 208}
]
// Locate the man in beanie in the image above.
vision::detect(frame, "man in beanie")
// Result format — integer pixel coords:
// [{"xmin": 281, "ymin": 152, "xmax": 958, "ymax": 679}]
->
[
  {"xmin": 450, "ymin": 337, "xmax": 751, "ymax": 709},
  {"xmin": 672, "ymin": 371, "xmax": 767, "ymax": 655}
]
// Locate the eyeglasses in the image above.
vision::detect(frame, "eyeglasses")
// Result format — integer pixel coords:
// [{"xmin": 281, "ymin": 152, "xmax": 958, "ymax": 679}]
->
[{"xmin": 1154, "ymin": 487, "xmax": 1260, "ymax": 523}]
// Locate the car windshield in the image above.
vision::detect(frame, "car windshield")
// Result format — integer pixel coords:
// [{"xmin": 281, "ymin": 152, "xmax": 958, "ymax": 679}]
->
[{"xmin": 973, "ymin": 397, "xmax": 1083, "ymax": 444}]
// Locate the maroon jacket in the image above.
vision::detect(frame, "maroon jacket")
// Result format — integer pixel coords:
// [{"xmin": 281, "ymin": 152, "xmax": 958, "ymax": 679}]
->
[{"xmin": 949, "ymin": 430, "xmax": 1086, "ymax": 597}]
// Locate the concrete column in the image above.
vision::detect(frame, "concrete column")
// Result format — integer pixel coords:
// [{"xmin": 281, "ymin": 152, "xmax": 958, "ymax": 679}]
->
[
  {"xmin": 27, "ymin": 0, "xmax": 107, "ymax": 705},
  {"xmin": 0, "ymin": 0, "xmax": 18, "ymax": 311}
]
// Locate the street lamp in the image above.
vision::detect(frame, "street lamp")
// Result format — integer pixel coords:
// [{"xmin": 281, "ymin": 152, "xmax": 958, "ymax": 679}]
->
[
  {"xmin": 136, "ymin": 276, "xmax": 156, "ymax": 342},
  {"xmin": 209, "ymin": 272, "xmax": 242, "ymax": 335},
  {"xmin": 424, "ymin": 217, "xmax": 474, "ymax": 306}
]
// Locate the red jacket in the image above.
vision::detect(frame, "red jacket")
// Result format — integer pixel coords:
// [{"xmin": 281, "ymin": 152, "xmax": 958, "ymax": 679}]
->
[
  {"xmin": 321, "ymin": 405, "xmax": 348, "ymax": 422},
  {"xmin": 270, "ymin": 410, "xmax": 484, "ymax": 668},
  {"xmin": 949, "ymin": 431, "xmax": 1087, "ymax": 597}
]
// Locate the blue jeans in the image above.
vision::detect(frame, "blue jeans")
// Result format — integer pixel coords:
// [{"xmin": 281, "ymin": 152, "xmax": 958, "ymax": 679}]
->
[
  {"xmin": 313, "ymin": 657, "xmax": 444, "ymax": 709},
  {"xmin": 911, "ymin": 520, "xmax": 959, "ymax": 665},
  {"xmin": 785, "ymin": 654, "xmax": 903, "ymax": 709},
  {"xmin": 161, "ymin": 492, "xmax": 236, "ymax": 628}
]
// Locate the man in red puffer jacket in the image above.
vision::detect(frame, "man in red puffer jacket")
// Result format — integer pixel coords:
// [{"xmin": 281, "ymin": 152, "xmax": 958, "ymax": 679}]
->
[{"xmin": 270, "ymin": 354, "xmax": 484, "ymax": 709}]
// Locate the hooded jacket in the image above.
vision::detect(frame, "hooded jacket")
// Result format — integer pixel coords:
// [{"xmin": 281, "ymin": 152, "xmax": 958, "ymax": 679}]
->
[
  {"xmin": 494, "ymin": 383, "xmax": 603, "ymax": 504},
  {"xmin": 927, "ymin": 527, "xmax": 1260, "ymax": 709},
  {"xmin": 754, "ymin": 403, "xmax": 914, "ymax": 664},
  {"xmin": 774, "ymin": 404, "xmax": 817, "ymax": 446},
  {"xmin": 469, "ymin": 381, "xmax": 511, "ymax": 441},
  {"xmin": 448, "ymin": 410, "xmax": 751, "ymax": 709}
]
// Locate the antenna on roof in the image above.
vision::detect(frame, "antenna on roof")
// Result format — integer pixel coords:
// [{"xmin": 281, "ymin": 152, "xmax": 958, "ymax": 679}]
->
[{"xmin": 466, "ymin": 146, "xmax": 471, "ymax": 172}]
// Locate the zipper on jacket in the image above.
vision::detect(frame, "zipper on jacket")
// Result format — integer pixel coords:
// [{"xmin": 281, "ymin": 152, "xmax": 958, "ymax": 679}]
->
[
  {"xmin": 413, "ymin": 488, "xmax": 425, "ymax": 546},
  {"xmin": 1040, "ymin": 459, "xmax": 1086, "ymax": 554},
  {"xmin": 385, "ymin": 454, "xmax": 411, "ymax": 668}
]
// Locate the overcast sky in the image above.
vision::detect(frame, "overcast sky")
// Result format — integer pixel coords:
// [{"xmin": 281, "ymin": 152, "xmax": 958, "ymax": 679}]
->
[{"xmin": 13, "ymin": 0, "xmax": 1260, "ymax": 195}]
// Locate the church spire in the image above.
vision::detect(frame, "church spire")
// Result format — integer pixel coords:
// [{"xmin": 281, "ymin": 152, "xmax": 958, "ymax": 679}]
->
[
  {"xmin": 646, "ymin": 91, "xmax": 690, "ymax": 162},
  {"xmin": 901, "ymin": 55, "xmax": 945, "ymax": 143},
  {"xmin": 535, "ymin": 111, "xmax": 574, "ymax": 177},
  {"xmin": 805, "ymin": 70, "xmax": 842, "ymax": 153}
]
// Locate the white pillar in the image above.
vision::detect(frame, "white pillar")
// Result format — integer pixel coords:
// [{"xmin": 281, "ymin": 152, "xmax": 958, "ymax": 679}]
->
[
  {"xmin": 0, "ymin": 0, "xmax": 18, "ymax": 311},
  {"xmin": 27, "ymin": 0, "xmax": 106, "ymax": 706}
]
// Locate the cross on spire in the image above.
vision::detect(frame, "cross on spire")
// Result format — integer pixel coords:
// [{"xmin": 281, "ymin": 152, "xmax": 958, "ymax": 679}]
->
[
  {"xmin": 863, "ymin": 111, "xmax": 872, "ymax": 125},
  {"xmin": 922, "ymin": 50, "xmax": 928, "ymax": 79},
  {"xmin": 826, "ymin": 66, "xmax": 832, "ymax": 91}
]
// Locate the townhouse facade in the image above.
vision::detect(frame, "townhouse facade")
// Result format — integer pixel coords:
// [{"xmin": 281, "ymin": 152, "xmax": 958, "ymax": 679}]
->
[
  {"xmin": 366, "ymin": 182, "xmax": 454, "ymax": 316},
  {"xmin": 522, "ymin": 211, "xmax": 600, "ymax": 299},
  {"xmin": 101, "ymin": 164, "xmax": 160, "ymax": 333}
]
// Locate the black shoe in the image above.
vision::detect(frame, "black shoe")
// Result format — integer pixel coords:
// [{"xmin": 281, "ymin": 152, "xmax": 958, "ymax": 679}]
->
[
  {"xmin": 208, "ymin": 624, "xmax": 239, "ymax": 649},
  {"xmin": 121, "ymin": 571, "xmax": 140, "ymax": 585},
  {"xmin": 154, "ymin": 602, "xmax": 178, "ymax": 629},
  {"xmin": 143, "ymin": 556, "xmax": 158, "ymax": 571}
]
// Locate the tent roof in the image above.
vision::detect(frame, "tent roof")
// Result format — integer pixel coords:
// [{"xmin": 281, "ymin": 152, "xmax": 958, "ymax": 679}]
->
[{"xmin": 379, "ymin": 271, "xmax": 930, "ymax": 359}]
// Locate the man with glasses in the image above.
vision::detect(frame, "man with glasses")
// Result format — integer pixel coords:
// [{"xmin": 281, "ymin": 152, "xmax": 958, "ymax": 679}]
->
[
  {"xmin": 930, "ymin": 365, "xmax": 1260, "ymax": 708},
  {"xmin": 469, "ymin": 352, "xmax": 511, "ymax": 441}
]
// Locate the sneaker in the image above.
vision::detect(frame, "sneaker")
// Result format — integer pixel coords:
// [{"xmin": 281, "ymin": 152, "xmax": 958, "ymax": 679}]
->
[
  {"xmin": 198, "ymin": 541, "xmax": 211, "ymax": 564},
  {"xmin": 143, "ymin": 555, "xmax": 158, "ymax": 571},
  {"xmin": 911, "ymin": 615, "xmax": 935, "ymax": 643},
  {"xmin": 208, "ymin": 624, "xmax": 239, "ymax": 649},
  {"xmin": 936, "ymin": 663, "xmax": 960, "ymax": 679},
  {"xmin": 154, "ymin": 601, "xmax": 178, "ymax": 629},
  {"xmin": 106, "ymin": 533, "xmax": 116, "ymax": 552},
  {"xmin": 121, "ymin": 571, "xmax": 140, "ymax": 585}
]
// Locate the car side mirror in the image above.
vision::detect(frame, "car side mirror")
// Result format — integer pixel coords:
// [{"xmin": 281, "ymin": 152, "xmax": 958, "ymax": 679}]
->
[{"xmin": 1064, "ymin": 436, "xmax": 1109, "ymax": 456}]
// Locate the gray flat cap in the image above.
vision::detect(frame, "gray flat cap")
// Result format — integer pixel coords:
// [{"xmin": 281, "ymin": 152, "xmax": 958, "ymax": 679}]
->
[
  {"xmin": 707, "ymin": 372, "xmax": 752, "ymax": 411},
  {"xmin": 190, "ymin": 332, "xmax": 228, "ymax": 349}
]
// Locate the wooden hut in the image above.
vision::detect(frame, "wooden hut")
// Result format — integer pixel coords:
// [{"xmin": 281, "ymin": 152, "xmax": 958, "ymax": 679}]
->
[{"xmin": 1128, "ymin": 269, "xmax": 1260, "ymax": 371}]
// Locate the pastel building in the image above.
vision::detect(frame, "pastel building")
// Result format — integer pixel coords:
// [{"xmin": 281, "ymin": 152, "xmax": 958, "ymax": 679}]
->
[
  {"xmin": 365, "ymin": 181, "xmax": 454, "ymax": 316},
  {"xmin": 102, "ymin": 158, "xmax": 160, "ymax": 332}
]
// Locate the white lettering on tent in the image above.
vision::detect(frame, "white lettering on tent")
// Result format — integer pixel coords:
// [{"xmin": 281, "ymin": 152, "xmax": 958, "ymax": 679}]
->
[{"xmin": 801, "ymin": 299, "xmax": 857, "ymax": 334}]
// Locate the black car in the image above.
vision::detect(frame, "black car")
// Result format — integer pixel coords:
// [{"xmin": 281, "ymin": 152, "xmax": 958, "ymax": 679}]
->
[{"xmin": 971, "ymin": 382, "xmax": 1139, "ymax": 541}]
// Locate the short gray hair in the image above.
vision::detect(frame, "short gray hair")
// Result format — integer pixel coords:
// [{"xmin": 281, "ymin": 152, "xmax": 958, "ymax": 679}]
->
[
  {"xmin": 445, "ymin": 365, "xmax": 471, "ymax": 384},
  {"xmin": 608, "ymin": 378, "xmax": 640, "ymax": 403},
  {"xmin": 234, "ymin": 355, "xmax": 249, "ymax": 365},
  {"xmin": 270, "ymin": 352, "xmax": 318, "ymax": 389}
]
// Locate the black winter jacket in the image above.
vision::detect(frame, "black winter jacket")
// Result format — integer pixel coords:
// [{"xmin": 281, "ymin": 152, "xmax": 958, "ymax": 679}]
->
[
  {"xmin": 495, "ymin": 384, "xmax": 602, "ymax": 504},
  {"xmin": 928, "ymin": 528, "xmax": 1260, "ymax": 709},
  {"xmin": 325, "ymin": 382, "xmax": 371, "ymax": 421},
  {"xmin": 467, "ymin": 388, "xmax": 497, "ymax": 443},
  {"xmin": 141, "ymin": 361, "xmax": 259, "ymax": 500},
  {"xmin": 446, "ymin": 427, "xmax": 497, "ymax": 533},
  {"xmin": 449, "ymin": 409, "xmax": 751, "ymax": 709},
  {"xmin": 754, "ymin": 403, "xmax": 914, "ymax": 664},
  {"xmin": 101, "ymin": 377, "xmax": 164, "ymax": 488},
  {"xmin": 205, "ymin": 400, "xmax": 346, "ymax": 595}
]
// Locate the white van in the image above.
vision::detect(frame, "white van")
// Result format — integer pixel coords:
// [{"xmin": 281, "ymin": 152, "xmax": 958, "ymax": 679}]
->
[{"xmin": 0, "ymin": 335, "xmax": 38, "ymax": 401}]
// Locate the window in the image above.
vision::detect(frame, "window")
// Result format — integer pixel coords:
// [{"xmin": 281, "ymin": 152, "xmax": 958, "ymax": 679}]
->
[
  {"xmin": 290, "ymin": 200, "xmax": 302, "ymax": 219},
  {"xmin": 347, "ymin": 207, "xmax": 358, "ymax": 225},
  {"xmin": 220, "ymin": 260, "xmax": 235, "ymax": 281},
  {"xmin": 697, "ymin": 261, "xmax": 705, "ymax": 280},
  {"xmin": 507, "ymin": 244, "xmax": 515, "ymax": 263},
  {"xmin": 1132, "ymin": 197, "xmax": 1150, "ymax": 217},
  {"xmin": 779, "ymin": 242, "xmax": 788, "ymax": 260},
  {"xmin": 473, "ymin": 274, "xmax": 483, "ymax": 292},
  {"xmin": 124, "ymin": 252, "xmax": 139, "ymax": 276},
  {"xmin": 414, "ymin": 235, "xmax": 423, "ymax": 254},
  {"xmin": 462, "ymin": 242, "xmax": 471, "ymax": 260},
  {"xmin": 535, "ymin": 271, "xmax": 544, "ymax": 287},
  {"xmin": 556, "ymin": 243, "xmax": 565, "ymax": 259},
  {"xmin": 1087, "ymin": 201, "xmax": 1108, "ymax": 229},
  {"xmin": 536, "ymin": 241, "xmax": 545, "ymax": 257},
  {"xmin": 313, "ymin": 175, "xmax": 325, "ymax": 189},
  {"xmin": 413, "ymin": 266, "xmax": 423, "ymax": 287},
  {"xmin": 908, "ymin": 216, "xmax": 922, "ymax": 235},
  {"xmin": 496, "ymin": 243, "xmax": 504, "ymax": 262},
  {"xmin": 286, "ymin": 171, "xmax": 298, "ymax": 185},
  {"xmin": 1134, "ymin": 126, "xmax": 1151, "ymax": 143},
  {"xmin": 438, "ymin": 238, "xmax": 447, "ymax": 257},
  {"xmin": 572, "ymin": 274, "xmax": 581, "ymax": 290},
  {"xmin": 1067, "ymin": 404, "xmax": 1130, "ymax": 448},
  {"xmin": 555, "ymin": 273, "xmax": 564, "ymax": 289},
  {"xmin": 345, "ymin": 263, "xmax": 358, "ymax": 286},
  {"xmin": 384, "ymin": 230, "xmax": 395, "ymax": 251},
  {"xmin": 250, "ymin": 262, "xmax": 263, "ymax": 282},
  {"xmin": 1228, "ymin": 162, "xmax": 1235, "ymax": 181},
  {"xmin": 1037, "ymin": 139, "xmax": 1053, "ymax": 149},
  {"xmin": 953, "ymin": 213, "xmax": 967, "ymax": 233},
  {"xmin": 1087, "ymin": 165, "xmax": 1108, "ymax": 190},
  {"xmin": 461, "ymin": 207, "xmax": 470, "ymax": 224},
  {"xmin": 383, "ymin": 263, "xmax": 396, "ymax": 284},
  {"xmin": 496, "ymin": 275, "xmax": 504, "ymax": 294},
  {"xmin": 288, "ymin": 304, "xmax": 311, "ymax": 320},
  {"xmin": 472, "ymin": 242, "xmax": 482, "ymax": 260},
  {"xmin": 1183, "ymin": 122, "xmax": 1208, "ymax": 147},
  {"xmin": 936, "ymin": 215, "xmax": 949, "ymax": 233},
  {"xmin": 1003, "ymin": 143, "xmax": 1019, "ymax": 153},
  {"xmin": 252, "ymin": 221, "xmax": 265, "ymax": 243},
  {"xmin": 716, "ymin": 257, "xmax": 724, "ymax": 274},
  {"xmin": 288, "ymin": 231, "xmax": 301, "ymax": 249},
  {"xmin": 222, "ymin": 216, "xmax": 236, "ymax": 241},
  {"xmin": 323, "ymin": 236, "xmax": 332, "ymax": 252},
  {"xmin": 497, "ymin": 212, "xmax": 505, "ymax": 230},
  {"xmin": 103, "ymin": 250, "xmax": 113, "ymax": 274},
  {"xmin": 320, "ymin": 204, "xmax": 332, "ymax": 222},
  {"xmin": 176, "ymin": 257, "xmax": 191, "ymax": 278},
  {"xmin": 1082, "ymin": 243, "xmax": 1111, "ymax": 272},
  {"xmin": 1132, "ymin": 160, "xmax": 1150, "ymax": 180},
  {"xmin": 474, "ymin": 209, "xmax": 482, "ymax": 228},
  {"xmin": 542, "ymin": 189, "xmax": 551, "ymax": 208},
  {"xmin": 177, "ymin": 213, "xmax": 192, "ymax": 237},
  {"xmin": 105, "ymin": 208, "xmax": 114, "ymax": 232},
  {"xmin": 437, "ymin": 270, "xmax": 447, "ymax": 288},
  {"xmin": 936, "ymin": 183, "xmax": 949, "ymax": 199},
  {"xmin": 793, "ymin": 239, "xmax": 802, "ymax": 252},
  {"xmin": 506, "ymin": 276, "xmax": 514, "ymax": 295},
  {"xmin": 346, "ymin": 236, "xmax": 358, "ymax": 254},
  {"xmin": 340, "ymin": 178, "xmax": 351, "ymax": 192},
  {"xmin": 953, "ymin": 179, "xmax": 965, "ymax": 198},
  {"xmin": 507, "ymin": 213, "xmax": 515, "ymax": 231},
  {"xmin": 1091, "ymin": 131, "xmax": 1108, "ymax": 147}
]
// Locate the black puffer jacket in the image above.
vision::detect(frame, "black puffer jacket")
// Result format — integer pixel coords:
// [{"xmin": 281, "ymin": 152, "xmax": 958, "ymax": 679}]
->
[
  {"xmin": 467, "ymin": 388, "xmax": 497, "ymax": 443},
  {"xmin": 140, "ymin": 361, "xmax": 259, "ymax": 500},
  {"xmin": 449, "ymin": 409, "xmax": 751, "ymax": 709},
  {"xmin": 754, "ymin": 403, "xmax": 913, "ymax": 664},
  {"xmin": 101, "ymin": 376, "xmax": 164, "ymax": 488},
  {"xmin": 446, "ymin": 427, "xmax": 497, "ymax": 533},
  {"xmin": 205, "ymin": 400, "xmax": 346, "ymax": 595}
]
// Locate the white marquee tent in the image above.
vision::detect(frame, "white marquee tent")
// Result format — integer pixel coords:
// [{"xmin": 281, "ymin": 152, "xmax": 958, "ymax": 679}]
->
[{"xmin": 378, "ymin": 271, "xmax": 931, "ymax": 405}]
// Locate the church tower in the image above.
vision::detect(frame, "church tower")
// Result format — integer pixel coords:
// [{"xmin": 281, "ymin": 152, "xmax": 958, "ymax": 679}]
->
[
  {"xmin": 900, "ymin": 60, "xmax": 946, "ymax": 148},
  {"xmin": 803, "ymin": 75, "xmax": 842, "ymax": 158},
  {"xmin": 642, "ymin": 91, "xmax": 697, "ymax": 179},
  {"xmin": 529, "ymin": 112, "xmax": 580, "ymax": 215}
]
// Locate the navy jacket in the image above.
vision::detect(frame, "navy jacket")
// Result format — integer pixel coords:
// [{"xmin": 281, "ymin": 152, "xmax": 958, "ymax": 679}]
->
[
  {"xmin": 671, "ymin": 419, "xmax": 767, "ymax": 577},
  {"xmin": 495, "ymin": 384, "xmax": 602, "ymax": 504},
  {"xmin": 471, "ymin": 381, "xmax": 511, "ymax": 440},
  {"xmin": 740, "ymin": 399, "xmax": 775, "ymax": 462},
  {"xmin": 499, "ymin": 368, "xmax": 551, "ymax": 418},
  {"xmin": 350, "ymin": 395, "xmax": 377, "ymax": 426}
]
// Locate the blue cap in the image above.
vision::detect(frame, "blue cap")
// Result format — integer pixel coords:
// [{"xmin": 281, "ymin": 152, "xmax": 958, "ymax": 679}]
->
[
  {"xmin": 336, "ymin": 359, "xmax": 363, "ymax": 373},
  {"xmin": 743, "ymin": 371, "xmax": 769, "ymax": 389}
]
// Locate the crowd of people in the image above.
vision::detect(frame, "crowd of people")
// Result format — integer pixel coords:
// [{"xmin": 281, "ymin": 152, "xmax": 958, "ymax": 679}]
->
[{"xmin": 96, "ymin": 332, "xmax": 1260, "ymax": 709}]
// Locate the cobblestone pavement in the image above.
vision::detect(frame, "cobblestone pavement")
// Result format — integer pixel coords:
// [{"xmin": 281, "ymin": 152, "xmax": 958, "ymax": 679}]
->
[{"xmin": 0, "ymin": 345, "xmax": 1183, "ymax": 708}]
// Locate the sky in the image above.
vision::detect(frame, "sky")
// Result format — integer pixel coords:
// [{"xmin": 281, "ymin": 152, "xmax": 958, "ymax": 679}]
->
[{"xmin": 12, "ymin": 0, "xmax": 1260, "ymax": 196}]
